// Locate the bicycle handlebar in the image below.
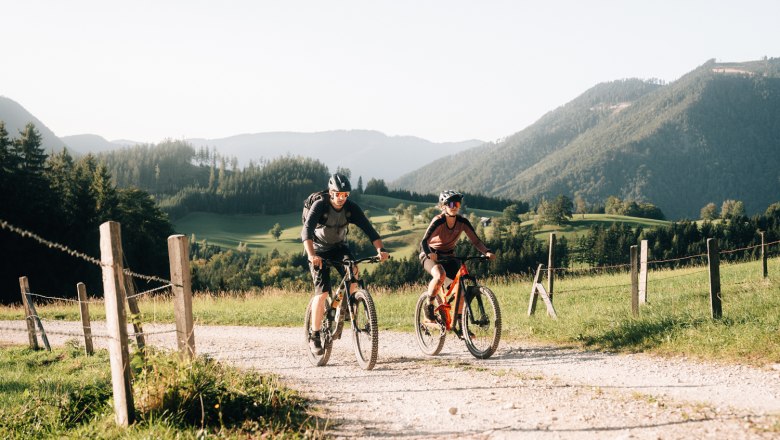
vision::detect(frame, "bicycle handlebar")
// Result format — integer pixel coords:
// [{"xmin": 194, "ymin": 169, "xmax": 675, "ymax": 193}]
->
[
  {"xmin": 324, "ymin": 255, "xmax": 383, "ymax": 266},
  {"xmin": 435, "ymin": 254, "xmax": 491, "ymax": 262}
]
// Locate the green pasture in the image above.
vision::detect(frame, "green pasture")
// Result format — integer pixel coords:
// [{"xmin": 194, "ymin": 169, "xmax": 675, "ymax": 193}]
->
[
  {"xmin": 173, "ymin": 194, "xmax": 668, "ymax": 257},
  {"xmin": 523, "ymin": 213, "xmax": 672, "ymax": 241},
  {"xmin": 4, "ymin": 256, "xmax": 779, "ymax": 366},
  {"xmin": 172, "ymin": 194, "xmax": 505, "ymax": 258}
]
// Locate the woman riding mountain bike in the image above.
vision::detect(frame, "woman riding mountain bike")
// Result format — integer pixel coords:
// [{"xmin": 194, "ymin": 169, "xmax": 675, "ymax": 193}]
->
[{"xmin": 419, "ymin": 190, "xmax": 496, "ymax": 333}]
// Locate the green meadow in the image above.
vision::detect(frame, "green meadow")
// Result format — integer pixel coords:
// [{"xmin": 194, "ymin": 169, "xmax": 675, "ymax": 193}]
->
[{"xmin": 172, "ymin": 194, "xmax": 663, "ymax": 256}]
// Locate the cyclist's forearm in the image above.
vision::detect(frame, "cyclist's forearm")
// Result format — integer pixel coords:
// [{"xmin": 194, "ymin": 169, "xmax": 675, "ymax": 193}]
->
[
  {"xmin": 372, "ymin": 239, "xmax": 385, "ymax": 253},
  {"xmin": 303, "ymin": 240, "xmax": 317, "ymax": 258}
]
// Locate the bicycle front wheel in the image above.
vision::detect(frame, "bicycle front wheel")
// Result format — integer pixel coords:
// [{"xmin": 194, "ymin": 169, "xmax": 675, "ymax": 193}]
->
[
  {"xmin": 350, "ymin": 289, "xmax": 378, "ymax": 370},
  {"xmin": 462, "ymin": 286, "xmax": 501, "ymax": 359},
  {"xmin": 414, "ymin": 292, "xmax": 446, "ymax": 356},
  {"xmin": 304, "ymin": 297, "xmax": 333, "ymax": 366}
]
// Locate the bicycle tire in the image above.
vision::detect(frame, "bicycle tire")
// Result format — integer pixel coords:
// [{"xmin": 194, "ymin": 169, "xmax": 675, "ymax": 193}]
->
[
  {"xmin": 351, "ymin": 289, "xmax": 379, "ymax": 370},
  {"xmin": 414, "ymin": 292, "xmax": 446, "ymax": 356},
  {"xmin": 304, "ymin": 297, "xmax": 333, "ymax": 366},
  {"xmin": 462, "ymin": 286, "xmax": 501, "ymax": 359}
]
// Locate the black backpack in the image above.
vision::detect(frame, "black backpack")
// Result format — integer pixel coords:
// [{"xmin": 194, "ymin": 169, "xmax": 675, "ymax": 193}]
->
[{"xmin": 302, "ymin": 191, "xmax": 329, "ymax": 224}]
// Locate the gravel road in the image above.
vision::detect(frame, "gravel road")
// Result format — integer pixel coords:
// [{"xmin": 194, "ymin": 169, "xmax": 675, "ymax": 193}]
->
[{"xmin": 2, "ymin": 320, "xmax": 780, "ymax": 439}]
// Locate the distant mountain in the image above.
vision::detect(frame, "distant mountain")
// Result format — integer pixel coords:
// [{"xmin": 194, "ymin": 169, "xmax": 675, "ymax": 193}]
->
[
  {"xmin": 186, "ymin": 130, "xmax": 484, "ymax": 182},
  {"xmin": 58, "ymin": 134, "xmax": 143, "ymax": 155},
  {"xmin": 0, "ymin": 96, "xmax": 65, "ymax": 153},
  {"xmin": 394, "ymin": 58, "xmax": 780, "ymax": 219}
]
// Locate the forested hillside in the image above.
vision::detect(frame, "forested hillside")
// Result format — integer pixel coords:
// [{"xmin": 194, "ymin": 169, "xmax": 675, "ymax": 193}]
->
[
  {"xmin": 394, "ymin": 58, "xmax": 780, "ymax": 219},
  {"xmin": 95, "ymin": 141, "xmax": 330, "ymax": 219},
  {"xmin": 0, "ymin": 121, "xmax": 173, "ymax": 304}
]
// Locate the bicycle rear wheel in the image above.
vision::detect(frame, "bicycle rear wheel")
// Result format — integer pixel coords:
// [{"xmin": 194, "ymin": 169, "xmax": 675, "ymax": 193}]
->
[
  {"xmin": 462, "ymin": 286, "xmax": 501, "ymax": 359},
  {"xmin": 304, "ymin": 297, "xmax": 333, "ymax": 366},
  {"xmin": 414, "ymin": 292, "xmax": 446, "ymax": 356},
  {"xmin": 351, "ymin": 289, "xmax": 379, "ymax": 370}
]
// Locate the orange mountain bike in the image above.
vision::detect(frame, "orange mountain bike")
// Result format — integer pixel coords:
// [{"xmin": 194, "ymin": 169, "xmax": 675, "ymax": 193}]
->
[{"xmin": 414, "ymin": 255, "xmax": 501, "ymax": 359}]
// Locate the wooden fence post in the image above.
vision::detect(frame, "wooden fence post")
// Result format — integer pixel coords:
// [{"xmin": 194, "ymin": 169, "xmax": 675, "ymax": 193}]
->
[
  {"xmin": 527, "ymin": 264, "xmax": 557, "ymax": 319},
  {"xmin": 168, "ymin": 234, "xmax": 195, "ymax": 360},
  {"xmin": 639, "ymin": 240, "xmax": 649, "ymax": 304},
  {"xmin": 19, "ymin": 277, "xmax": 50, "ymax": 351},
  {"xmin": 630, "ymin": 245, "xmax": 639, "ymax": 317},
  {"xmin": 99, "ymin": 221, "xmax": 135, "ymax": 426},
  {"xmin": 547, "ymin": 233, "xmax": 556, "ymax": 304},
  {"xmin": 707, "ymin": 238, "xmax": 722, "ymax": 320},
  {"xmin": 77, "ymin": 282, "xmax": 94, "ymax": 355},
  {"xmin": 527, "ymin": 264, "xmax": 543, "ymax": 316},
  {"xmin": 19, "ymin": 277, "xmax": 39, "ymax": 350},
  {"xmin": 123, "ymin": 278, "xmax": 146, "ymax": 352},
  {"xmin": 760, "ymin": 231, "xmax": 768, "ymax": 279}
]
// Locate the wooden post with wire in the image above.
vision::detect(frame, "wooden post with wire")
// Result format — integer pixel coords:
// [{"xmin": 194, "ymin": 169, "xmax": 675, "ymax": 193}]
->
[
  {"xmin": 99, "ymin": 221, "xmax": 135, "ymax": 426},
  {"xmin": 547, "ymin": 232, "xmax": 556, "ymax": 304},
  {"xmin": 639, "ymin": 240, "xmax": 649, "ymax": 303},
  {"xmin": 123, "ymin": 278, "xmax": 146, "ymax": 352},
  {"xmin": 527, "ymin": 264, "xmax": 557, "ymax": 319},
  {"xmin": 19, "ymin": 276, "xmax": 39, "ymax": 350},
  {"xmin": 707, "ymin": 238, "xmax": 722, "ymax": 319},
  {"xmin": 760, "ymin": 231, "xmax": 768, "ymax": 279},
  {"xmin": 168, "ymin": 234, "xmax": 195, "ymax": 360},
  {"xmin": 19, "ymin": 277, "xmax": 50, "ymax": 351},
  {"xmin": 76, "ymin": 282, "xmax": 94, "ymax": 355},
  {"xmin": 630, "ymin": 245, "xmax": 639, "ymax": 317}
]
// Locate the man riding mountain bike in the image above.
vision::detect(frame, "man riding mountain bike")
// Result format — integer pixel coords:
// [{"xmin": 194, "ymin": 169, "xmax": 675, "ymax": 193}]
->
[
  {"xmin": 301, "ymin": 173, "xmax": 389, "ymax": 355},
  {"xmin": 419, "ymin": 190, "xmax": 496, "ymax": 330}
]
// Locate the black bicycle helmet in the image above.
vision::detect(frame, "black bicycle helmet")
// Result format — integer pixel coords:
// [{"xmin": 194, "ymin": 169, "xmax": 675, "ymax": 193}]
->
[
  {"xmin": 439, "ymin": 190, "xmax": 463, "ymax": 205},
  {"xmin": 328, "ymin": 173, "xmax": 352, "ymax": 192}
]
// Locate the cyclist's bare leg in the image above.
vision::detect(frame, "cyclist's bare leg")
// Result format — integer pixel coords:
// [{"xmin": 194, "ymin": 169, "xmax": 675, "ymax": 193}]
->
[
  {"xmin": 348, "ymin": 263, "xmax": 359, "ymax": 294},
  {"xmin": 426, "ymin": 264, "xmax": 446, "ymax": 300},
  {"xmin": 311, "ymin": 292, "xmax": 328, "ymax": 331}
]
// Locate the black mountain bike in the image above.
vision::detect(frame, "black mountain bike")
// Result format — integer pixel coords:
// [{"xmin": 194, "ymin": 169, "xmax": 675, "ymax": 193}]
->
[
  {"xmin": 304, "ymin": 256, "xmax": 380, "ymax": 370},
  {"xmin": 414, "ymin": 255, "xmax": 501, "ymax": 359}
]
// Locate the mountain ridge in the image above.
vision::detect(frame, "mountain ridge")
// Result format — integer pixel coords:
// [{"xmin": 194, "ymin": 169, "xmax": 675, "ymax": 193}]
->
[{"xmin": 393, "ymin": 58, "xmax": 780, "ymax": 219}]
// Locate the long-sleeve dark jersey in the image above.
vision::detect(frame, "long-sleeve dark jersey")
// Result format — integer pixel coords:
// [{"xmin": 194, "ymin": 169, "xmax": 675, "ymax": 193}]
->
[{"xmin": 301, "ymin": 198, "xmax": 380, "ymax": 252}]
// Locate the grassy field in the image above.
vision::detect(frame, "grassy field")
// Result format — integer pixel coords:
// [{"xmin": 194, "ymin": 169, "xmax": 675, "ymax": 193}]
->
[
  {"xmin": 172, "ymin": 195, "xmax": 665, "ymax": 257},
  {"xmin": 524, "ymin": 213, "xmax": 672, "ymax": 241},
  {"xmin": 4, "ymin": 256, "xmax": 779, "ymax": 367},
  {"xmin": 0, "ymin": 344, "xmax": 319, "ymax": 439}
]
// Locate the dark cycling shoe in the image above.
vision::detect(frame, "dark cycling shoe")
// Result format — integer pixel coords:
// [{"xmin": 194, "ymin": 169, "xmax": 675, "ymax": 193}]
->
[
  {"xmin": 309, "ymin": 332, "xmax": 324, "ymax": 355},
  {"xmin": 454, "ymin": 326, "xmax": 475, "ymax": 340},
  {"xmin": 424, "ymin": 303, "xmax": 436, "ymax": 322}
]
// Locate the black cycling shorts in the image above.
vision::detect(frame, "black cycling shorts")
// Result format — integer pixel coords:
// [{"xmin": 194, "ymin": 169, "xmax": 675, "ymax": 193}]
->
[
  {"xmin": 310, "ymin": 245, "xmax": 354, "ymax": 295},
  {"xmin": 419, "ymin": 252, "xmax": 460, "ymax": 280}
]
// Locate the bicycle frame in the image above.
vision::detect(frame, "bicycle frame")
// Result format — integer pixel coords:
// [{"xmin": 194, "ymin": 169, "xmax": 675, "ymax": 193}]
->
[
  {"xmin": 432, "ymin": 256, "xmax": 483, "ymax": 332},
  {"xmin": 325, "ymin": 256, "xmax": 377, "ymax": 336}
]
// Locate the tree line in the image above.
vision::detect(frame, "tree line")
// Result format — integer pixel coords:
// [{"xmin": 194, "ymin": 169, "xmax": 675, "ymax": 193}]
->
[
  {"xmin": 97, "ymin": 142, "xmax": 331, "ymax": 219},
  {"xmin": 361, "ymin": 177, "xmax": 528, "ymax": 212},
  {"xmin": 185, "ymin": 197, "xmax": 780, "ymax": 292},
  {"xmin": 0, "ymin": 121, "xmax": 174, "ymax": 304}
]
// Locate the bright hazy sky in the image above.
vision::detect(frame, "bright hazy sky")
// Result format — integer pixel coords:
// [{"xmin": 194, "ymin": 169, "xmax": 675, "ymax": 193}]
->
[{"xmin": 2, "ymin": 0, "xmax": 778, "ymax": 144}]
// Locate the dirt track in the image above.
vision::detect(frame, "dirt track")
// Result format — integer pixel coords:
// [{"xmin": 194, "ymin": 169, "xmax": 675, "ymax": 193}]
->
[{"xmin": 2, "ymin": 320, "xmax": 780, "ymax": 439}]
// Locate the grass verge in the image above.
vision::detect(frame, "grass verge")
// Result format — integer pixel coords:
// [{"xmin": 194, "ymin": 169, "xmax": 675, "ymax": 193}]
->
[{"xmin": 0, "ymin": 343, "xmax": 322, "ymax": 439}]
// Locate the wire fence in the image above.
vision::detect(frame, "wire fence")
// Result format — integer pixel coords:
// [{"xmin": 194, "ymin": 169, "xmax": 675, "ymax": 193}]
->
[
  {"xmin": 2, "ymin": 217, "xmax": 779, "ymax": 365},
  {"xmin": 0, "ymin": 217, "xmax": 188, "ymax": 367},
  {"xmin": 529, "ymin": 237, "xmax": 778, "ymax": 299}
]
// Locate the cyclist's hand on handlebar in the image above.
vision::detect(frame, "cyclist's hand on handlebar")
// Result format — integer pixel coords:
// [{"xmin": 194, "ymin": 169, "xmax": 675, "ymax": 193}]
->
[
  {"xmin": 486, "ymin": 252, "xmax": 497, "ymax": 261},
  {"xmin": 378, "ymin": 249, "xmax": 390, "ymax": 262},
  {"xmin": 308, "ymin": 254, "xmax": 323, "ymax": 269}
]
